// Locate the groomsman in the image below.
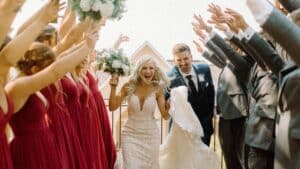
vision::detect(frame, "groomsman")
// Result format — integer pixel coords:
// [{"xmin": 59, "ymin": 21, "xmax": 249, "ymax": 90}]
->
[
  {"xmin": 166, "ymin": 43, "xmax": 215, "ymax": 146},
  {"xmin": 246, "ymin": 1, "xmax": 300, "ymax": 168}
]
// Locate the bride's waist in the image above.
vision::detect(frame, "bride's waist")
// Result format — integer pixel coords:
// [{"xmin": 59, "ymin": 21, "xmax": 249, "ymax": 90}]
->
[{"xmin": 124, "ymin": 118, "xmax": 159, "ymax": 129}]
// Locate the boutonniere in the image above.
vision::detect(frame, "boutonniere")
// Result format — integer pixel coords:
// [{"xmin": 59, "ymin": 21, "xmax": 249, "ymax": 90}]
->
[{"xmin": 198, "ymin": 74, "xmax": 205, "ymax": 82}]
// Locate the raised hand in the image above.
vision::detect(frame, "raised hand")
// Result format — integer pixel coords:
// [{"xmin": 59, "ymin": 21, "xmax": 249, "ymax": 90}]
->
[
  {"xmin": 224, "ymin": 8, "xmax": 249, "ymax": 31},
  {"xmin": 207, "ymin": 3, "xmax": 224, "ymax": 19},
  {"xmin": 39, "ymin": 0, "xmax": 65, "ymax": 23},
  {"xmin": 84, "ymin": 24, "xmax": 100, "ymax": 50},
  {"xmin": 192, "ymin": 25, "xmax": 206, "ymax": 42},
  {"xmin": 109, "ymin": 73, "xmax": 119, "ymax": 87},
  {"xmin": 193, "ymin": 40, "xmax": 204, "ymax": 53},
  {"xmin": 193, "ymin": 14, "xmax": 212, "ymax": 33},
  {"xmin": 113, "ymin": 34, "xmax": 129, "ymax": 49}
]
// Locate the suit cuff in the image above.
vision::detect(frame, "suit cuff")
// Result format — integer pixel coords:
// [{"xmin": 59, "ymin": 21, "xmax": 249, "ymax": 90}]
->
[
  {"xmin": 204, "ymin": 31, "xmax": 217, "ymax": 45},
  {"xmin": 246, "ymin": 0, "xmax": 273, "ymax": 25},
  {"xmin": 243, "ymin": 27, "xmax": 256, "ymax": 40},
  {"xmin": 224, "ymin": 27, "xmax": 234, "ymax": 39}
]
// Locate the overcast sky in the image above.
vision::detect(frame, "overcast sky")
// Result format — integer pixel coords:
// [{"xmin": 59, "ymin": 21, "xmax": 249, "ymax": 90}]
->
[{"xmin": 12, "ymin": 0, "xmax": 261, "ymax": 60}]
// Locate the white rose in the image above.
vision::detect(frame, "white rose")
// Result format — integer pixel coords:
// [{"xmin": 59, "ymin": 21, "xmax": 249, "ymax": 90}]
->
[
  {"xmin": 122, "ymin": 65, "xmax": 130, "ymax": 75},
  {"xmin": 80, "ymin": 0, "xmax": 91, "ymax": 12},
  {"xmin": 99, "ymin": 1, "xmax": 115, "ymax": 18},
  {"xmin": 112, "ymin": 60, "xmax": 122, "ymax": 69},
  {"xmin": 92, "ymin": 1, "xmax": 101, "ymax": 11}
]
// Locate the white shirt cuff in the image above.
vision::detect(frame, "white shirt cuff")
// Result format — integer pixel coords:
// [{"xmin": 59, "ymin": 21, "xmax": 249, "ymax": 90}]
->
[
  {"xmin": 243, "ymin": 27, "xmax": 256, "ymax": 40},
  {"xmin": 237, "ymin": 30, "xmax": 244, "ymax": 40},
  {"xmin": 246, "ymin": 0, "xmax": 274, "ymax": 25},
  {"xmin": 224, "ymin": 27, "xmax": 234, "ymax": 39},
  {"xmin": 204, "ymin": 31, "xmax": 217, "ymax": 45}
]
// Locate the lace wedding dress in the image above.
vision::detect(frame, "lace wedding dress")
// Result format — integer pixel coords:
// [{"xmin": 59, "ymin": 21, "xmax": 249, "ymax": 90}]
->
[
  {"xmin": 121, "ymin": 91, "xmax": 161, "ymax": 169},
  {"xmin": 118, "ymin": 86, "xmax": 219, "ymax": 169},
  {"xmin": 159, "ymin": 86, "xmax": 220, "ymax": 169}
]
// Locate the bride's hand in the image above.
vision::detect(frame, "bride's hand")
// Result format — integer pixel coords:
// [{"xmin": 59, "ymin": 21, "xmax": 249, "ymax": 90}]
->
[{"xmin": 109, "ymin": 73, "xmax": 119, "ymax": 87}]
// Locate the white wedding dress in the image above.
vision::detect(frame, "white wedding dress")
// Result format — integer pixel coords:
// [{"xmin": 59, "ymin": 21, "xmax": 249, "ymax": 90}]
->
[
  {"xmin": 121, "ymin": 91, "xmax": 161, "ymax": 169},
  {"xmin": 159, "ymin": 86, "xmax": 220, "ymax": 169},
  {"xmin": 118, "ymin": 86, "xmax": 219, "ymax": 169}
]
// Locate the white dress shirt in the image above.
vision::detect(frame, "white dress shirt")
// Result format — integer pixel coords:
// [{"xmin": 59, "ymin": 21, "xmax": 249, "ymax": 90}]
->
[{"xmin": 246, "ymin": 0, "xmax": 274, "ymax": 25}]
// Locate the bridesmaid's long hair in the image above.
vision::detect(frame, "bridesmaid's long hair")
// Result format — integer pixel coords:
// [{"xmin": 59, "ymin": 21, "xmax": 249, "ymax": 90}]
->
[{"xmin": 127, "ymin": 56, "xmax": 170, "ymax": 96}]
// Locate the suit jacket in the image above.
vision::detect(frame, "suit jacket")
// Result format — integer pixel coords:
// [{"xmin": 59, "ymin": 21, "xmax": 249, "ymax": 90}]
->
[
  {"xmin": 216, "ymin": 65, "xmax": 249, "ymax": 119},
  {"xmin": 262, "ymin": 8, "xmax": 300, "ymax": 66},
  {"xmin": 206, "ymin": 34, "xmax": 251, "ymax": 119},
  {"xmin": 275, "ymin": 67, "xmax": 300, "ymax": 169},
  {"xmin": 205, "ymin": 40, "xmax": 227, "ymax": 65},
  {"xmin": 279, "ymin": 0, "xmax": 300, "ymax": 12},
  {"xmin": 167, "ymin": 64, "xmax": 215, "ymax": 135},
  {"xmin": 245, "ymin": 65, "xmax": 278, "ymax": 151}
]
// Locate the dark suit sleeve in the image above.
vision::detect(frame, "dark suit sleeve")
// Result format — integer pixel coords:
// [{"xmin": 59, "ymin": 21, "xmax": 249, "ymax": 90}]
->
[
  {"xmin": 245, "ymin": 33, "xmax": 286, "ymax": 77},
  {"xmin": 210, "ymin": 34, "xmax": 252, "ymax": 72},
  {"xmin": 205, "ymin": 40, "xmax": 227, "ymax": 65},
  {"xmin": 262, "ymin": 8, "xmax": 300, "ymax": 66},
  {"xmin": 202, "ymin": 51, "xmax": 226, "ymax": 69},
  {"xmin": 278, "ymin": 0, "xmax": 300, "ymax": 12}
]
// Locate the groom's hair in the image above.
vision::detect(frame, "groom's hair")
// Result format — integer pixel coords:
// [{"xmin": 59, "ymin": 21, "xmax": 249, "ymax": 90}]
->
[{"xmin": 172, "ymin": 43, "xmax": 191, "ymax": 55}]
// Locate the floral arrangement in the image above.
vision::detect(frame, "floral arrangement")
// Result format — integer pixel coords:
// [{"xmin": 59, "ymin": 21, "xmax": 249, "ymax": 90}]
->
[
  {"xmin": 70, "ymin": 0, "xmax": 126, "ymax": 21},
  {"xmin": 95, "ymin": 48, "xmax": 131, "ymax": 76}
]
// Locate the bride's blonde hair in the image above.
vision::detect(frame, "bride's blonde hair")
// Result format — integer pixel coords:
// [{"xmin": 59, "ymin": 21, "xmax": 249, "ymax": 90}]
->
[{"xmin": 127, "ymin": 56, "xmax": 170, "ymax": 96}]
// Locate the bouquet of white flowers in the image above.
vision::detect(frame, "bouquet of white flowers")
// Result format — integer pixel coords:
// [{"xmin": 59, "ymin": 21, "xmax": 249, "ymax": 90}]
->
[
  {"xmin": 70, "ymin": 0, "xmax": 126, "ymax": 21},
  {"xmin": 95, "ymin": 48, "xmax": 131, "ymax": 76}
]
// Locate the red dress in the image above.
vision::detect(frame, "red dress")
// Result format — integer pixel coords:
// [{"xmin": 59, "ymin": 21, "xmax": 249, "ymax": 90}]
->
[
  {"xmin": 78, "ymin": 78, "xmax": 108, "ymax": 169},
  {"xmin": 9, "ymin": 94, "xmax": 62, "ymax": 169},
  {"xmin": 86, "ymin": 71, "xmax": 116, "ymax": 169},
  {"xmin": 0, "ymin": 94, "xmax": 14, "ymax": 169},
  {"xmin": 61, "ymin": 75, "xmax": 107, "ymax": 169},
  {"xmin": 41, "ymin": 82, "xmax": 88, "ymax": 169}
]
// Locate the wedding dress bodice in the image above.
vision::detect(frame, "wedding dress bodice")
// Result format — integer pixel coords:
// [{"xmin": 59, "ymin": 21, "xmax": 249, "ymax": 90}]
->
[{"xmin": 127, "ymin": 92, "xmax": 157, "ymax": 121}]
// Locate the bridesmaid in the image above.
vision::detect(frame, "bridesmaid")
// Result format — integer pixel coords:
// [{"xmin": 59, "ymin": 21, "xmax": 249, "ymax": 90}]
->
[{"xmin": 38, "ymin": 18, "xmax": 91, "ymax": 169}]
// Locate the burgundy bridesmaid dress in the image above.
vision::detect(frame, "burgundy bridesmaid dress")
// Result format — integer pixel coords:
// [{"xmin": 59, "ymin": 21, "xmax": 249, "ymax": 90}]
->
[
  {"xmin": 61, "ymin": 75, "xmax": 107, "ymax": 169},
  {"xmin": 0, "ymin": 94, "xmax": 14, "ymax": 169},
  {"xmin": 9, "ymin": 94, "xmax": 62, "ymax": 169},
  {"xmin": 41, "ymin": 82, "xmax": 88, "ymax": 169},
  {"xmin": 86, "ymin": 71, "xmax": 116, "ymax": 169},
  {"xmin": 78, "ymin": 78, "xmax": 108, "ymax": 169}
]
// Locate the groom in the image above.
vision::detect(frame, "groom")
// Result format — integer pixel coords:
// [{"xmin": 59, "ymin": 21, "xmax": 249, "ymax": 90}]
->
[{"xmin": 166, "ymin": 43, "xmax": 215, "ymax": 146}]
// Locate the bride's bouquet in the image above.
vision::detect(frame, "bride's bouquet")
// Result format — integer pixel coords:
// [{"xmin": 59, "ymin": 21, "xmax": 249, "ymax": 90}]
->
[
  {"xmin": 94, "ymin": 48, "xmax": 131, "ymax": 76},
  {"xmin": 70, "ymin": 0, "xmax": 126, "ymax": 21}
]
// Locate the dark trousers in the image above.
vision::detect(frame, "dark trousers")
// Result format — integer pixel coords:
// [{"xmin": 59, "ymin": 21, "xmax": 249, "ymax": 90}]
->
[
  {"xmin": 248, "ymin": 146, "xmax": 274, "ymax": 169},
  {"xmin": 219, "ymin": 117, "xmax": 246, "ymax": 169}
]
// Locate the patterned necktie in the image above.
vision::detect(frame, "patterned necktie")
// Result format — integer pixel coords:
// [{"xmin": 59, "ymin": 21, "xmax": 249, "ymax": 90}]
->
[{"xmin": 186, "ymin": 75, "xmax": 197, "ymax": 94}]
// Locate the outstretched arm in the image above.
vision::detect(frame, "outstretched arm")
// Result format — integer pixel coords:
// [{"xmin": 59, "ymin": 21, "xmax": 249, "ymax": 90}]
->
[
  {"xmin": 0, "ymin": 0, "xmax": 60, "ymax": 73},
  {"xmin": 5, "ymin": 29, "xmax": 97, "ymax": 112}
]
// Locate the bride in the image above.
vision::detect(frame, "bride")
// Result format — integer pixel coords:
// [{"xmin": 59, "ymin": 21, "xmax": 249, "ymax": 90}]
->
[{"xmin": 109, "ymin": 56, "xmax": 219, "ymax": 169}]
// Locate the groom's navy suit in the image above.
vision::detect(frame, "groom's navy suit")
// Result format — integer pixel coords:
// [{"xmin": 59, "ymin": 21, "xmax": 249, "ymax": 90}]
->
[{"xmin": 166, "ymin": 64, "xmax": 215, "ymax": 145}]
